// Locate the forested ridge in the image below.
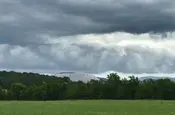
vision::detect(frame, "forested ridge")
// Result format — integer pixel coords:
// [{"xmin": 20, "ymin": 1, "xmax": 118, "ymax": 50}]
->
[{"xmin": 0, "ymin": 71, "xmax": 175, "ymax": 100}]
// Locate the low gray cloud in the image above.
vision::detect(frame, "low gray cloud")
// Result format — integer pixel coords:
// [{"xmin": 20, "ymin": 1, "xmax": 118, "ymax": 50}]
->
[{"xmin": 1, "ymin": 32, "xmax": 175, "ymax": 74}]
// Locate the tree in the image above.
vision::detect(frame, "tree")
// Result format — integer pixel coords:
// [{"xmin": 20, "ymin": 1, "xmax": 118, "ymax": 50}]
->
[
  {"xmin": 104, "ymin": 73, "xmax": 121, "ymax": 99},
  {"xmin": 127, "ymin": 76, "xmax": 139, "ymax": 99},
  {"xmin": 10, "ymin": 83, "xmax": 27, "ymax": 100},
  {"xmin": 0, "ymin": 86, "xmax": 5, "ymax": 100},
  {"xmin": 87, "ymin": 80, "xmax": 104, "ymax": 99},
  {"xmin": 1, "ymin": 71, "xmax": 175, "ymax": 100}
]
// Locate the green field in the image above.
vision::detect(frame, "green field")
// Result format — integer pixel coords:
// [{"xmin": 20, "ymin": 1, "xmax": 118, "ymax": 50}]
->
[{"xmin": 0, "ymin": 100, "xmax": 175, "ymax": 115}]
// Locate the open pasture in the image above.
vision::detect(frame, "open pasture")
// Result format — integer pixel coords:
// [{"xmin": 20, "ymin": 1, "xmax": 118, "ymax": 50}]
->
[{"xmin": 0, "ymin": 100, "xmax": 175, "ymax": 115}]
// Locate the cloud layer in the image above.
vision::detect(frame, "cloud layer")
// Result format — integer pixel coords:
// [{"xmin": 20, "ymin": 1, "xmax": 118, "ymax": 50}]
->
[{"xmin": 0, "ymin": 0, "xmax": 175, "ymax": 74}]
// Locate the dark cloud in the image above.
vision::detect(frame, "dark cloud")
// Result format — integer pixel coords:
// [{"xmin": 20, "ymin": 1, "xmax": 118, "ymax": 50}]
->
[
  {"xmin": 58, "ymin": 0, "xmax": 174, "ymax": 33},
  {"xmin": 0, "ymin": 0, "xmax": 175, "ymax": 45}
]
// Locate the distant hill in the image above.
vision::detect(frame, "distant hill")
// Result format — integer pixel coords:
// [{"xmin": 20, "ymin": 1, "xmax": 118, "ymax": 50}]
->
[
  {"xmin": 55, "ymin": 72, "xmax": 100, "ymax": 82},
  {"xmin": 0, "ymin": 71, "xmax": 68, "ymax": 89},
  {"xmin": 139, "ymin": 76, "xmax": 175, "ymax": 82},
  {"xmin": 0, "ymin": 71, "xmax": 105, "ymax": 89},
  {"xmin": 1, "ymin": 70, "xmax": 175, "ymax": 90}
]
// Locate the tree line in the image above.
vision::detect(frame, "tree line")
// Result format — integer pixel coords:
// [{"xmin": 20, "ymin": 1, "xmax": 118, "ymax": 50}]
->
[{"xmin": 0, "ymin": 71, "xmax": 175, "ymax": 100}]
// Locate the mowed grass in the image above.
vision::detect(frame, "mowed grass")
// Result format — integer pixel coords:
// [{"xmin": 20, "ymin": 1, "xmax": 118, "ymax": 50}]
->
[{"xmin": 0, "ymin": 100, "xmax": 175, "ymax": 115}]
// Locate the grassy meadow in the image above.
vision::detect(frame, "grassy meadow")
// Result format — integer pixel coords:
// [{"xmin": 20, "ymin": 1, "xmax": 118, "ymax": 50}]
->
[{"xmin": 0, "ymin": 100, "xmax": 175, "ymax": 115}]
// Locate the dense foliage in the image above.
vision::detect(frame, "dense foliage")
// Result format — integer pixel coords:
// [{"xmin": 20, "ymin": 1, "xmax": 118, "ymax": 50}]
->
[{"xmin": 0, "ymin": 71, "xmax": 175, "ymax": 100}]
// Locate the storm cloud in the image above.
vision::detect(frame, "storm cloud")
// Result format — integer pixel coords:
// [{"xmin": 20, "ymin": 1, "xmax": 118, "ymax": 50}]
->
[
  {"xmin": 0, "ymin": 0, "xmax": 175, "ymax": 74},
  {"xmin": 1, "ymin": 32, "xmax": 175, "ymax": 74}
]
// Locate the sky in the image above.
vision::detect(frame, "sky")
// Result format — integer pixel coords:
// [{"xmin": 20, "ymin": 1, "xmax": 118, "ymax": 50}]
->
[{"xmin": 0, "ymin": 0, "xmax": 175, "ymax": 77}]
